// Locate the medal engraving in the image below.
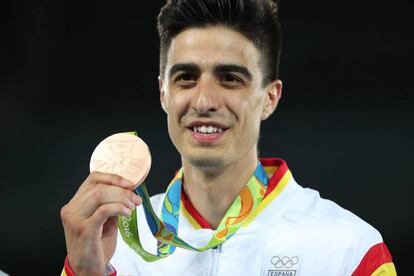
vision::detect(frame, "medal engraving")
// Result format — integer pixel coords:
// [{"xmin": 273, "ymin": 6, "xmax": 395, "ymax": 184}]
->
[{"xmin": 90, "ymin": 133, "xmax": 151, "ymax": 187}]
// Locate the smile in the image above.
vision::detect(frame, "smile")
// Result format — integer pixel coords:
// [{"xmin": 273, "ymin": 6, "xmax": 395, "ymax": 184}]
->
[
  {"xmin": 192, "ymin": 125, "xmax": 223, "ymax": 134},
  {"xmin": 187, "ymin": 121, "xmax": 229, "ymax": 142}
]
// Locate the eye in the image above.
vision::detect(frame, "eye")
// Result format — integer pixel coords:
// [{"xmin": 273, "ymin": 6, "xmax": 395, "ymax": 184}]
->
[
  {"xmin": 219, "ymin": 73, "xmax": 244, "ymax": 87},
  {"xmin": 174, "ymin": 73, "xmax": 197, "ymax": 88}
]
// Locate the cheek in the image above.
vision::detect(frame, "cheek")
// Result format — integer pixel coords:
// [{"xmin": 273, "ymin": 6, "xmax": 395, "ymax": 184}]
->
[
  {"xmin": 166, "ymin": 91, "xmax": 194, "ymax": 149},
  {"xmin": 250, "ymin": 93, "xmax": 266, "ymax": 119},
  {"xmin": 241, "ymin": 94, "xmax": 265, "ymax": 136},
  {"xmin": 229, "ymin": 93, "xmax": 264, "ymax": 123},
  {"xmin": 167, "ymin": 92, "xmax": 191, "ymax": 123}
]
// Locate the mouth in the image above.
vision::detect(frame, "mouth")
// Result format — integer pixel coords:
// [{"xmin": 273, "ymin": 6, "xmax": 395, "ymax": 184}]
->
[{"xmin": 187, "ymin": 121, "xmax": 229, "ymax": 142}]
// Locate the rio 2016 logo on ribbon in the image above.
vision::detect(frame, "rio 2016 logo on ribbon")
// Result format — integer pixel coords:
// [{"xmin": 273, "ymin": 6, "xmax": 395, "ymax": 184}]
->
[{"xmin": 267, "ymin": 256, "xmax": 299, "ymax": 276}]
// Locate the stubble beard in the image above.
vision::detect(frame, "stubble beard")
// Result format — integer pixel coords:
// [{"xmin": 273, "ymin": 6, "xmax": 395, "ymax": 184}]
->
[
  {"xmin": 183, "ymin": 143, "xmax": 228, "ymax": 170},
  {"xmin": 187, "ymin": 154, "xmax": 226, "ymax": 169}
]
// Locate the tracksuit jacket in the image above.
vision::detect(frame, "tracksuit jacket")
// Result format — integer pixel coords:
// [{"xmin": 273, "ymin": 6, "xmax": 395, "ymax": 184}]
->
[{"xmin": 62, "ymin": 158, "xmax": 396, "ymax": 276}]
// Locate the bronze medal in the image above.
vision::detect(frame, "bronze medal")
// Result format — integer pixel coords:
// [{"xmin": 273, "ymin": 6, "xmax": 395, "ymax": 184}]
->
[{"xmin": 90, "ymin": 132, "xmax": 151, "ymax": 188}]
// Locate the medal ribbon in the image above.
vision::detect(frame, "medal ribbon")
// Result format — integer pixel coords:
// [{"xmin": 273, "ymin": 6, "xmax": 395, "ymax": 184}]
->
[{"xmin": 118, "ymin": 133, "xmax": 277, "ymax": 262}]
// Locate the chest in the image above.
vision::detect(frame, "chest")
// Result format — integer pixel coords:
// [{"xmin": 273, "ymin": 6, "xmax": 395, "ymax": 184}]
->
[{"xmin": 114, "ymin": 227, "xmax": 350, "ymax": 276}]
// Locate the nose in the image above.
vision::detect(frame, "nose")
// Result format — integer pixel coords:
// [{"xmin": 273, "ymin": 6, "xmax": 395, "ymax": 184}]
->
[{"xmin": 192, "ymin": 74, "xmax": 220, "ymax": 113}]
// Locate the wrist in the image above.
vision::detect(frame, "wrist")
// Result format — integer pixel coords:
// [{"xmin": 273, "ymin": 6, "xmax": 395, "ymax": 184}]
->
[{"xmin": 63, "ymin": 256, "xmax": 116, "ymax": 276}]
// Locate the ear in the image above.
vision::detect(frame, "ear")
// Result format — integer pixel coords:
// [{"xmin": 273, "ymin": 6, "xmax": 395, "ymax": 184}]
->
[
  {"xmin": 159, "ymin": 76, "xmax": 168, "ymax": 113},
  {"xmin": 261, "ymin": 80, "xmax": 282, "ymax": 120}
]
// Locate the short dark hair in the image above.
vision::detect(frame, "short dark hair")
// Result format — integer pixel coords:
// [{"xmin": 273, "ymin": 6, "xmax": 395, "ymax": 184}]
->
[{"xmin": 157, "ymin": 0, "xmax": 282, "ymax": 86}]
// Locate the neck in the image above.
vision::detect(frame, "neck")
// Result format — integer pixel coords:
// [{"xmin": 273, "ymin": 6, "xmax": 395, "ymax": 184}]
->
[{"xmin": 181, "ymin": 148, "xmax": 258, "ymax": 229}]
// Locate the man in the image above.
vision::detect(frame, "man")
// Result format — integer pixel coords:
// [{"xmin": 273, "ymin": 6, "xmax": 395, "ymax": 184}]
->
[{"xmin": 60, "ymin": 0, "xmax": 396, "ymax": 275}]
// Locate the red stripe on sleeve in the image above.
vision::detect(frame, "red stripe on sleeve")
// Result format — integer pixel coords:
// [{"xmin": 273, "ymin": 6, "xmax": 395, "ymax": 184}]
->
[
  {"xmin": 352, "ymin": 242, "xmax": 393, "ymax": 276},
  {"xmin": 64, "ymin": 255, "xmax": 117, "ymax": 276},
  {"xmin": 64, "ymin": 256, "xmax": 76, "ymax": 276},
  {"xmin": 107, "ymin": 264, "xmax": 117, "ymax": 276}
]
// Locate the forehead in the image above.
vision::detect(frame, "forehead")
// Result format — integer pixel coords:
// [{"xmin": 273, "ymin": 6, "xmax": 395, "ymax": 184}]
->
[{"xmin": 166, "ymin": 26, "xmax": 261, "ymax": 72}]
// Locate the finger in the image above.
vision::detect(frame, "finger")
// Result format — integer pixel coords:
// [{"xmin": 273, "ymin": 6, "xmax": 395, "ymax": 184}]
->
[
  {"xmin": 74, "ymin": 171, "xmax": 135, "ymax": 200},
  {"xmin": 88, "ymin": 171, "xmax": 135, "ymax": 188},
  {"xmin": 74, "ymin": 184, "xmax": 141, "ymax": 219},
  {"xmin": 88, "ymin": 203, "xmax": 134, "ymax": 228}
]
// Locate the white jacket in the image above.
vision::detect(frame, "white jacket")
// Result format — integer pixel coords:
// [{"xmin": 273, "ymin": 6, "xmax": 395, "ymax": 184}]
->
[{"xmin": 109, "ymin": 158, "xmax": 395, "ymax": 276}]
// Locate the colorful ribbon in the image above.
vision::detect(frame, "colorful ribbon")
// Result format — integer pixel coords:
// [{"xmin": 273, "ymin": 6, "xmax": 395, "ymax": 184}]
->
[{"xmin": 118, "ymin": 133, "xmax": 272, "ymax": 262}]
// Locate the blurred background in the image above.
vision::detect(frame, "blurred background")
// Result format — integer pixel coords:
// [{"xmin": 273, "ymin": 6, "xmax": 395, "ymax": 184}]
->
[{"xmin": 0, "ymin": 0, "xmax": 412, "ymax": 274}]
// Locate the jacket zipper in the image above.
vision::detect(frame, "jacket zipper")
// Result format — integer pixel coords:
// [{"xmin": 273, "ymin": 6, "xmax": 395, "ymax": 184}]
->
[{"xmin": 208, "ymin": 244, "xmax": 222, "ymax": 276}]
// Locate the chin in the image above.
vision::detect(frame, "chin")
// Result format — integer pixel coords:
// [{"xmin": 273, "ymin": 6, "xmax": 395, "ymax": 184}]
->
[{"xmin": 187, "ymin": 154, "xmax": 227, "ymax": 169}]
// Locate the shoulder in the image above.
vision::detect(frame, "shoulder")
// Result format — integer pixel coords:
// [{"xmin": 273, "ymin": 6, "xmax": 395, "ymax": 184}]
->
[
  {"xmin": 290, "ymin": 187, "xmax": 382, "ymax": 242},
  {"xmin": 279, "ymin": 186, "xmax": 394, "ymax": 275}
]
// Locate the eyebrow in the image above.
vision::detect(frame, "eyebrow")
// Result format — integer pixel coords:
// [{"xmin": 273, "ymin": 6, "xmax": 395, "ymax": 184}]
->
[
  {"xmin": 167, "ymin": 63, "xmax": 253, "ymax": 81},
  {"xmin": 214, "ymin": 64, "xmax": 252, "ymax": 82},
  {"xmin": 168, "ymin": 63, "xmax": 200, "ymax": 78}
]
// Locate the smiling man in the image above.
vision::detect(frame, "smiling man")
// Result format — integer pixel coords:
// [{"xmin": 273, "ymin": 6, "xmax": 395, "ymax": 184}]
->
[
  {"xmin": 159, "ymin": 25, "xmax": 282, "ymax": 229},
  {"xmin": 60, "ymin": 0, "xmax": 396, "ymax": 275}
]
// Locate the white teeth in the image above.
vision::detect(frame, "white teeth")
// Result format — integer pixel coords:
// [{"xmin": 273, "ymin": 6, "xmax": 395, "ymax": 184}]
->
[{"xmin": 192, "ymin": 125, "xmax": 224, "ymax": 134}]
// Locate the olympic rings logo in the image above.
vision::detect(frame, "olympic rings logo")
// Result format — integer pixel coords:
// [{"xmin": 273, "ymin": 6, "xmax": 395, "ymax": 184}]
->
[{"xmin": 271, "ymin": 256, "xmax": 299, "ymax": 269}]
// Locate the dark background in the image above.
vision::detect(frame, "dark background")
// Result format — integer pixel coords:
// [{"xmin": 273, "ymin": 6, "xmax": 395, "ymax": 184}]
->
[{"xmin": 0, "ymin": 0, "xmax": 412, "ymax": 275}]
